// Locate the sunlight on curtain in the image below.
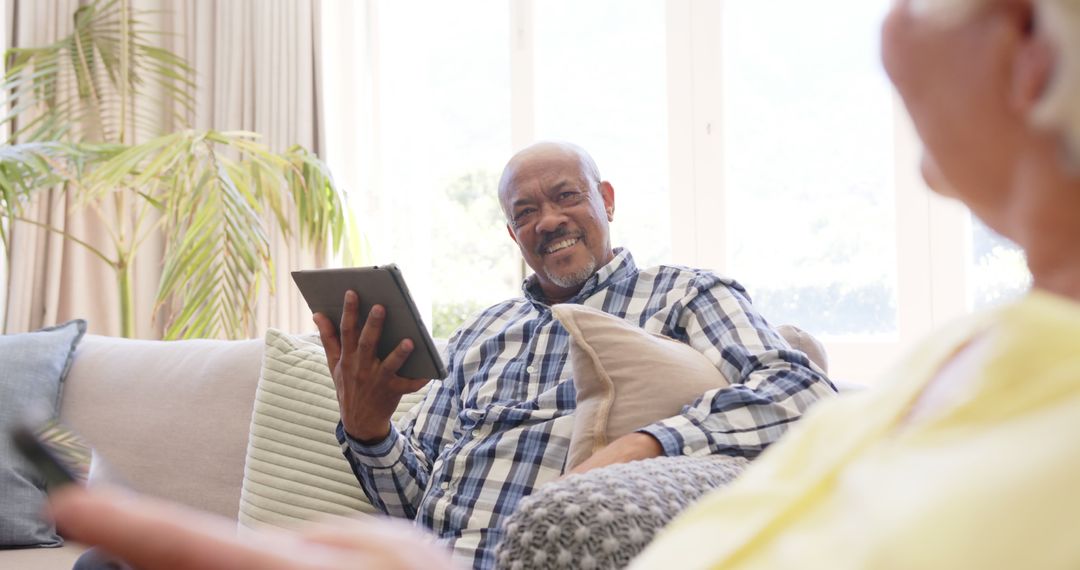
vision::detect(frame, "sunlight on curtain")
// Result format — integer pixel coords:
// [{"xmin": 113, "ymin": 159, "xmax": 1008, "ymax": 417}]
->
[{"xmin": 321, "ymin": 0, "xmax": 518, "ymax": 336}]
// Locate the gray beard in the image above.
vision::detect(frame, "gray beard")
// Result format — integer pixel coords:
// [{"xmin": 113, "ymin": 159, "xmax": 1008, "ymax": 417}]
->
[{"xmin": 545, "ymin": 255, "xmax": 598, "ymax": 289}]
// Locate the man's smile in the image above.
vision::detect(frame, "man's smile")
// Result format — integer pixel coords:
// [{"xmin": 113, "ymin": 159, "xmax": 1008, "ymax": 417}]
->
[{"xmin": 543, "ymin": 236, "xmax": 581, "ymax": 255}]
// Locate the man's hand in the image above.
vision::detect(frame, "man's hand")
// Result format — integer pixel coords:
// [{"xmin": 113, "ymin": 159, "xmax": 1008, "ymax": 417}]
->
[
  {"xmin": 564, "ymin": 432, "xmax": 664, "ymax": 477},
  {"xmin": 314, "ymin": 290, "xmax": 430, "ymax": 443},
  {"xmin": 49, "ymin": 486, "xmax": 455, "ymax": 570}
]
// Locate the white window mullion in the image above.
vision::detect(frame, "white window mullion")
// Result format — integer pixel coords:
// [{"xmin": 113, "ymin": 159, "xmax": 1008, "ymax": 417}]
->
[
  {"xmin": 509, "ymin": 0, "xmax": 534, "ymax": 281},
  {"xmin": 666, "ymin": 0, "xmax": 698, "ymax": 267},
  {"xmin": 893, "ymin": 95, "xmax": 936, "ymax": 352},
  {"xmin": 926, "ymin": 191, "xmax": 971, "ymax": 326},
  {"xmin": 509, "ymin": 0, "xmax": 535, "ymax": 152},
  {"xmin": 670, "ymin": 0, "xmax": 726, "ymax": 274},
  {"xmin": 691, "ymin": 0, "xmax": 727, "ymax": 275}
]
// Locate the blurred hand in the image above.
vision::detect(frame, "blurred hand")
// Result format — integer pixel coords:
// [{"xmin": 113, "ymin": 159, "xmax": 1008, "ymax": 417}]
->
[
  {"xmin": 314, "ymin": 291, "xmax": 431, "ymax": 442},
  {"xmin": 563, "ymin": 432, "xmax": 664, "ymax": 478},
  {"xmin": 50, "ymin": 486, "xmax": 456, "ymax": 570}
]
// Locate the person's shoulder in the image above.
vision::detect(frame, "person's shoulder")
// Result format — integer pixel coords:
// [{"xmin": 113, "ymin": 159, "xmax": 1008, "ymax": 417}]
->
[{"xmin": 637, "ymin": 263, "xmax": 744, "ymax": 292}]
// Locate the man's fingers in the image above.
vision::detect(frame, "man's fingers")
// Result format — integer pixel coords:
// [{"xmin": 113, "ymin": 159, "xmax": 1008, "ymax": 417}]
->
[
  {"xmin": 356, "ymin": 304, "xmax": 386, "ymax": 366},
  {"xmin": 379, "ymin": 338, "xmax": 414, "ymax": 379},
  {"xmin": 338, "ymin": 291, "xmax": 361, "ymax": 364},
  {"xmin": 49, "ymin": 487, "xmax": 307, "ymax": 570},
  {"xmin": 393, "ymin": 376, "xmax": 433, "ymax": 394},
  {"xmin": 313, "ymin": 313, "xmax": 341, "ymax": 372}
]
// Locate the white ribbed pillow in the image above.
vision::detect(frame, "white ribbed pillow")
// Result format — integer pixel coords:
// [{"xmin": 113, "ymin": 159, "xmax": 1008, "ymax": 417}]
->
[{"xmin": 238, "ymin": 329, "xmax": 434, "ymax": 529}]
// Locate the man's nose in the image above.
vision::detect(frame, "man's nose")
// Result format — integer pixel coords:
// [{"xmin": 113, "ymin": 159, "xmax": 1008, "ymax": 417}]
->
[{"xmin": 534, "ymin": 205, "xmax": 568, "ymax": 234}]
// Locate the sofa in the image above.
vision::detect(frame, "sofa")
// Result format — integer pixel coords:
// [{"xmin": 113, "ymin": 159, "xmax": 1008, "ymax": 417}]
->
[{"xmin": 1, "ymin": 324, "xmax": 832, "ymax": 570}]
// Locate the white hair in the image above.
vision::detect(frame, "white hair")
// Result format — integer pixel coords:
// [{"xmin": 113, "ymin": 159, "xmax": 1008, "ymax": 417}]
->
[{"xmin": 911, "ymin": 0, "xmax": 1080, "ymax": 166}]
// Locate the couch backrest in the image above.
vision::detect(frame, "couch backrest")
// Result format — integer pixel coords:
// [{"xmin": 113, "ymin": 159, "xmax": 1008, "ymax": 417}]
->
[{"xmin": 59, "ymin": 335, "xmax": 263, "ymax": 519}]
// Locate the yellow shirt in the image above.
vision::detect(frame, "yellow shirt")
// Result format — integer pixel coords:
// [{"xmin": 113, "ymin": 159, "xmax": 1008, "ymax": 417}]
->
[{"xmin": 632, "ymin": 290, "xmax": 1080, "ymax": 570}]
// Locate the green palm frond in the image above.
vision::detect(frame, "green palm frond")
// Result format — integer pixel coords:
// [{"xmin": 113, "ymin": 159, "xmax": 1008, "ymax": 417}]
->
[
  {"xmin": 2, "ymin": 0, "xmax": 352, "ymax": 340},
  {"xmin": 2, "ymin": 0, "xmax": 194, "ymax": 144},
  {"xmin": 73, "ymin": 129, "xmax": 349, "ymax": 339}
]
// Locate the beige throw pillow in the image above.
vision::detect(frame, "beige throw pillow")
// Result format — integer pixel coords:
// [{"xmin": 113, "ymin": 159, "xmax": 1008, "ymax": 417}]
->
[
  {"xmin": 552, "ymin": 304, "xmax": 731, "ymax": 470},
  {"xmin": 238, "ymin": 329, "xmax": 433, "ymax": 529}
]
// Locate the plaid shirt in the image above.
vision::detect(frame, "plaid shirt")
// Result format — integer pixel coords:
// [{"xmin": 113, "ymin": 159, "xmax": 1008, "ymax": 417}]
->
[{"xmin": 336, "ymin": 249, "xmax": 835, "ymax": 569}]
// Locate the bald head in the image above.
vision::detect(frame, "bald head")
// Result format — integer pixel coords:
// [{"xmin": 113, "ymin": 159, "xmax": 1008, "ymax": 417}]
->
[
  {"xmin": 496, "ymin": 141, "xmax": 616, "ymax": 303},
  {"xmin": 498, "ymin": 142, "xmax": 602, "ymax": 215}
]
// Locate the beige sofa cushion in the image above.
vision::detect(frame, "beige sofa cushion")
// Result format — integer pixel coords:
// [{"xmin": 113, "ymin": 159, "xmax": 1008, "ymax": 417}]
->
[
  {"xmin": 238, "ymin": 330, "xmax": 433, "ymax": 529},
  {"xmin": 59, "ymin": 335, "xmax": 263, "ymax": 519}
]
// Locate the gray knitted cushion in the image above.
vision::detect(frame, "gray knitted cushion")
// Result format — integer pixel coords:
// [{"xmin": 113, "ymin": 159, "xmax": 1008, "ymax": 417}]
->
[{"xmin": 496, "ymin": 455, "xmax": 749, "ymax": 570}]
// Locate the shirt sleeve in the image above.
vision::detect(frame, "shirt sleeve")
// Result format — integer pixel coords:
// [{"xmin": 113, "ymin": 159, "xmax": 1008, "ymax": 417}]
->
[
  {"xmin": 638, "ymin": 273, "xmax": 837, "ymax": 459},
  {"xmin": 335, "ymin": 335, "xmax": 462, "ymax": 519}
]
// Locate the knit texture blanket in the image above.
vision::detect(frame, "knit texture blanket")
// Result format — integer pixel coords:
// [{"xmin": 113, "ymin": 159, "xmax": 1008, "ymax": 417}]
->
[{"xmin": 496, "ymin": 455, "xmax": 749, "ymax": 569}]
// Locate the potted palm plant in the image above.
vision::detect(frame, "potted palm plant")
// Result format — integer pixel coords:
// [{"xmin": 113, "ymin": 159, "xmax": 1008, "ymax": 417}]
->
[{"xmin": 0, "ymin": 0, "xmax": 352, "ymax": 339}]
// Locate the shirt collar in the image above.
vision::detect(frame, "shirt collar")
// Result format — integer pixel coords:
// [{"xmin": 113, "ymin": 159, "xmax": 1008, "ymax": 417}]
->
[{"xmin": 522, "ymin": 247, "xmax": 636, "ymax": 307}]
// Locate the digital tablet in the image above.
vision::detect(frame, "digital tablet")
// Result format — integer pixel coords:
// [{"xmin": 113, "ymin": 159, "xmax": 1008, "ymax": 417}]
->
[{"xmin": 291, "ymin": 264, "xmax": 447, "ymax": 379}]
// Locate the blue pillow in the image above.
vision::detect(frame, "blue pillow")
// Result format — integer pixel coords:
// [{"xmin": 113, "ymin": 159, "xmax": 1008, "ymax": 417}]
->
[{"xmin": 0, "ymin": 320, "xmax": 87, "ymax": 548}]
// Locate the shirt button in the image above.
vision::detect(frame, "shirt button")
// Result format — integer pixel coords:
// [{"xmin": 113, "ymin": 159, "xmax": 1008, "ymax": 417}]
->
[
  {"xmin": 440, "ymin": 481, "xmax": 450, "ymax": 491},
  {"xmin": 472, "ymin": 429, "xmax": 481, "ymax": 437},
  {"xmin": 526, "ymin": 365, "xmax": 536, "ymax": 374},
  {"xmin": 682, "ymin": 445, "xmax": 693, "ymax": 455}
]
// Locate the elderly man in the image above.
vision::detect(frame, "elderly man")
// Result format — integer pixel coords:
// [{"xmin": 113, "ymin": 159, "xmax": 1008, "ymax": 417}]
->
[{"xmin": 316, "ymin": 141, "xmax": 834, "ymax": 569}]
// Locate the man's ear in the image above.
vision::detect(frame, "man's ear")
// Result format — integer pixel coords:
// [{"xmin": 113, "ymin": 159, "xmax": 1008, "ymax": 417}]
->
[
  {"xmin": 1010, "ymin": 2, "xmax": 1055, "ymax": 115},
  {"xmin": 599, "ymin": 181, "xmax": 615, "ymax": 221},
  {"xmin": 506, "ymin": 224, "xmax": 519, "ymax": 245}
]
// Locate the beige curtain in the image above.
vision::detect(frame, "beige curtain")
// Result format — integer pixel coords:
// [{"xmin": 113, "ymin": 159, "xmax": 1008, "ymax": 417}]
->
[
  {"xmin": 3, "ymin": 0, "xmax": 141, "ymax": 336},
  {"xmin": 3, "ymin": 0, "xmax": 324, "ymax": 338}
]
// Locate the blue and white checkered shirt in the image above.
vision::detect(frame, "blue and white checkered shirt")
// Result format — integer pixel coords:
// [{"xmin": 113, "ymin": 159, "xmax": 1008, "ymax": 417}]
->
[{"xmin": 336, "ymin": 249, "xmax": 835, "ymax": 569}]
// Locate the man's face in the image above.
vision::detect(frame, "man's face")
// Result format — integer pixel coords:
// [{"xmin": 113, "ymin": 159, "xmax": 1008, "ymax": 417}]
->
[
  {"xmin": 881, "ymin": 0, "xmax": 1027, "ymax": 228},
  {"xmin": 500, "ymin": 150, "xmax": 615, "ymax": 302}
]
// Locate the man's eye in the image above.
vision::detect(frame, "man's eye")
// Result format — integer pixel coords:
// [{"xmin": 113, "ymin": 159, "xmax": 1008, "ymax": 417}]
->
[
  {"xmin": 514, "ymin": 208, "xmax": 535, "ymax": 221},
  {"xmin": 558, "ymin": 191, "xmax": 578, "ymax": 201}
]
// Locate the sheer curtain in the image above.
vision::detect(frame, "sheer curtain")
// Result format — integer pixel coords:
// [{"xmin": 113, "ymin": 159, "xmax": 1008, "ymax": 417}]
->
[{"xmin": 3, "ymin": 0, "xmax": 325, "ymax": 338}]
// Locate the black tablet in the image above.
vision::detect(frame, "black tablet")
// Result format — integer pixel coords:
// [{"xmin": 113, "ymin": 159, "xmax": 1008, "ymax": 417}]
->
[{"xmin": 291, "ymin": 264, "xmax": 447, "ymax": 379}]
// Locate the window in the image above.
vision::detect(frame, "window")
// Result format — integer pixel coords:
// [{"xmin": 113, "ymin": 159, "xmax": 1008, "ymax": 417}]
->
[
  {"xmin": 533, "ymin": 0, "xmax": 670, "ymax": 267},
  {"xmin": 721, "ymin": 0, "xmax": 898, "ymax": 337},
  {"xmin": 322, "ymin": 0, "xmax": 519, "ymax": 336},
  {"xmin": 321, "ymin": 0, "xmax": 1032, "ymax": 383}
]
